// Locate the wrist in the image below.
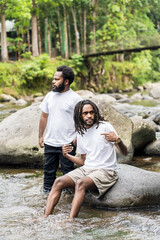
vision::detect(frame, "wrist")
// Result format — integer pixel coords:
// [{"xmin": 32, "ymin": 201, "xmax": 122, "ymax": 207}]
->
[{"xmin": 115, "ymin": 137, "xmax": 121, "ymax": 144}]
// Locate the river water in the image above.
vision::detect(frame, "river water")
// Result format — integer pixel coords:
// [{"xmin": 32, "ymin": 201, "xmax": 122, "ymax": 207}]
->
[{"xmin": 0, "ymin": 101, "xmax": 160, "ymax": 240}]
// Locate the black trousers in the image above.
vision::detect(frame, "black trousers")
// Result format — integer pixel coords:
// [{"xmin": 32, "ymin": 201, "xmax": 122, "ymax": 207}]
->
[{"xmin": 43, "ymin": 143, "xmax": 75, "ymax": 192}]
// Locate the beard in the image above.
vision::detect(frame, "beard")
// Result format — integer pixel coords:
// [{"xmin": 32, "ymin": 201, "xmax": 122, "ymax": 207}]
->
[
  {"xmin": 52, "ymin": 81, "xmax": 65, "ymax": 92},
  {"xmin": 83, "ymin": 118, "xmax": 95, "ymax": 127}
]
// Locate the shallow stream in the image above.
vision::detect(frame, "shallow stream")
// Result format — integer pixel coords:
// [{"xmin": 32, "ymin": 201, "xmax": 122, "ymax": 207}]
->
[
  {"xmin": 0, "ymin": 100, "xmax": 160, "ymax": 240},
  {"xmin": 0, "ymin": 165, "xmax": 160, "ymax": 240}
]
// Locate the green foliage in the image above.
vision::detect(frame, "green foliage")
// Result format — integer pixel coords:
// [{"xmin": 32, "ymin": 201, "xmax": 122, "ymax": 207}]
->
[
  {"xmin": 131, "ymin": 51, "xmax": 152, "ymax": 86},
  {"xmin": 7, "ymin": 37, "xmax": 27, "ymax": 56},
  {"xmin": 0, "ymin": 62, "xmax": 22, "ymax": 89},
  {"xmin": 102, "ymin": 59, "xmax": 134, "ymax": 92},
  {"xmin": 0, "ymin": 55, "xmax": 74, "ymax": 94},
  {"xmin": 21, "ymin": 52, "xmax": 32, "ymax": 59},
  {"xmin": 70, "ymin": 54, "xmax": 88, "ymax": 90}
]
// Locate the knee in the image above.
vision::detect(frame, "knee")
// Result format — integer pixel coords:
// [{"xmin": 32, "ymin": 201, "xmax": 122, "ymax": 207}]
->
[
  {"xmin": 53, "ymin": 177, "xmax": 64, "ymax": 190},
  {"xmin": 75, "ymin": 179, "xmax": 85, "ymax": 192}
]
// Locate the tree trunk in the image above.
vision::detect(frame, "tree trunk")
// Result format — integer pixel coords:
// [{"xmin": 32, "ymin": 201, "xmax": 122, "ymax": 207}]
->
[
  {"xmin": 90, "ymin": 0, "xmax": 98, "ymax": 53},
  {"xmin": 67, "ymin": 14, "xmax": 72, "ymax": 57},
  {"xmin": 83, "ymin": 9, "xmax": 87, "ymax": 54},
  {"xmin": 44, "ymin": 18, "xmax": 48, "ymax": 53},
  {"xmin": 47, "ymin": 25, "xmax": 52, "ymax": 57},
  {"xmin": 32, "ymin": 0, "xmax": 39, "ymax": 57},
  {"xmin": 71, "ymin": 6, "xmax": 80, "ymax": 55},
  {"xmin": 27, "ymin": 27, "xmax": 31, "ymax": 52},
  {"xmin": 63, "ymin": 5, "xmax": 69, "ymax": 59},
  {"xmin": 79, "ymin": 9, "xmax": 83, "ymax": 53},
  {"xmin": 37, "ymin": 17, "xmax": 42, "ymax": 54},
  {"xmin": 57, "ymin": 10, "xmax": 62, "ymax": 55},
  {"xmin": 1, "ymin": 13, "xmax": 8, "ymax": 62}
]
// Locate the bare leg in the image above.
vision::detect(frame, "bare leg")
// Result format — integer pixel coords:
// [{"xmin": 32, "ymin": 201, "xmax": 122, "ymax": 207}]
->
[
  {"xmin": 43, "ymin": 175, "xmax": 75, "ymax": 218},
  {"xmin": 69, "ymin": 177, "xmax": 97, "ymax": 219}
]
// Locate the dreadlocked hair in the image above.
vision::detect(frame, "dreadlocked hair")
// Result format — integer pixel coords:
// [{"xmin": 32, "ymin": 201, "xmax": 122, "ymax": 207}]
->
[{"xmin": 74, "ymin": 99, "xmax": 105, "ymax": 135}]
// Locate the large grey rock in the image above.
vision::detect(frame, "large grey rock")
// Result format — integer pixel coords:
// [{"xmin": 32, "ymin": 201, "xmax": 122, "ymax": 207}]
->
[
  {"xmin": 84, "ymin": 164, "xmax": 160, "ymax": 208},
  {"xmin": 144, "ymin": 140, "xmax": 160, "ymax": 155},
  {"xmin": 131, "ymin": 116, "xmax": 156, "ymax": 152},
  {"xmin": 149, "ymin": 86, "xmax": 160, "ymax": 99},
  {"xmin": 0, "ymin": 103, "xmax": 44, "ymax": 167},
  {"xmin": 11, "ymin": 98, "xmax": 27, "ymax": 106},
  {"xmin": 75, "ymin": 90, "xmax": 95, "ymax": 99},
  {"xmin": 0, "ymin": 93, "xmax": 16, "ymax": 102},
  {"xmin": 76, "ymin": 90, "xmax": 116, "ymax": 104}
]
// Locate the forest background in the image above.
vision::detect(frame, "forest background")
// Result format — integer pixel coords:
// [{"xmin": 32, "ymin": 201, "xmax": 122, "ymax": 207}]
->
[{"xmin": 1, "ymin": 0, "xmax": 160, "ymax": 97}]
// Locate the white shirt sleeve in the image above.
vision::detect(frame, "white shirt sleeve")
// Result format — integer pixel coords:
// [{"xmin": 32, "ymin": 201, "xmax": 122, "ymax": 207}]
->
[{"xmin": 39, "ymin": 92, "xmax": 50, "ymax": 113}]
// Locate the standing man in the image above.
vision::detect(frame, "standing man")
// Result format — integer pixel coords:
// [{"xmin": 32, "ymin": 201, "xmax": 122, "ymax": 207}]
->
[
  {"xmin": 39, "ymin": 65, "xmax": 82, "ymax": 193},
  {"xmin": 42, "ymin": 100, "xmax": 128, "ymax": 219}
]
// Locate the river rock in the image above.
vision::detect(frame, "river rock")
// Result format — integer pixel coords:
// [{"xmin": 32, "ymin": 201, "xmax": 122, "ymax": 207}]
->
[
  {"xmin": 152, "ymin": 112, "xmax": 160, "ymax": 125},
  {"xmin": 76, "ymin": 90, "xmax": 95, "ymax": 99},
  {"xmin": 91, "ymin": 93, "xmax": 116, "ymax": 104},
  {"xmin": 0, "ymin": 103, "xmax": 44, "ymax": 167},
  {"xmin": 149, "ymin": 86, "xmax": 160, "ymax": 99},
  {"xmin": 34, "ymin": 96, "xmax": 44, "ymax": 103},
  {"xmin": 0, "ymin": 93, "xmax": 16, "ymax": 102},
  {"xmin": 144, "ymin": 140, "xmax": 160, "ymax": 155},
  {"xmin": 144, "ymin": 118, "xmax": 160, "ymax": 132},
  {"xmin": 84, "ymin": 164, "xmax": 160, "ymax": 208},
  {"xmin": 11, "ymin": 98, "xmax": 28, "ymax": 106},
  {"xmin": 130, "ymin": 93, "xmax": 144, "ymax": 101},
  {"xmin": 76, "ymin": 90, "xmax": 116, "ymax": 104},
  {"xmin": 131, "ymin": 116, "xmax": 156, "ymax": 152},
  {"xmin": 108, "ymin": 93, "xmax": 128, "ymax": 100}
]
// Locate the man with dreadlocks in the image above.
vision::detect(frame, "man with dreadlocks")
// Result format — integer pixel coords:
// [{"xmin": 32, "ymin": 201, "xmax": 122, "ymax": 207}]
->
[{"xmin": 42, "ymin": 99, "xmax": 128, "ymax": 219}]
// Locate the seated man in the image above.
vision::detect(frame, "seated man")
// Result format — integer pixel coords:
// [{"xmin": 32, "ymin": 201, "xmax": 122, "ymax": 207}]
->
[{"xmin": 43, "ymin": 99, "xmax": 128, "ymax": 219}]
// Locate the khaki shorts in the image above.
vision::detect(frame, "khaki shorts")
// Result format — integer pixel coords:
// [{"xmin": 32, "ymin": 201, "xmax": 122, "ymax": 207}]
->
[{"xmin": 66, "ymin": 166, "xmax": 118, "ymax": 198}]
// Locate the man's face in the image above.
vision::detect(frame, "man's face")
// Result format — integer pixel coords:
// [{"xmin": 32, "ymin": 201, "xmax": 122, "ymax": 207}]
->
[
  {"xmin": 52, "ymin": 71, "xmax": 65, "ymax": 92},
  {"xmin": 82, "ymin": 104, "xmax": 95, "ymax": 128}
]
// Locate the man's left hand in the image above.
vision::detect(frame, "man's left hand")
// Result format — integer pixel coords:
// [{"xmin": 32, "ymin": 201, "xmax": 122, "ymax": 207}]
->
[{"xmin": 101, "ymin": 132, "xmax": 118, "ymax": 143}]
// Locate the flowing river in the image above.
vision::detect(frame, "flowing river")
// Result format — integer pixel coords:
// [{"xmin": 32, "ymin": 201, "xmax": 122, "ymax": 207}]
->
[{"xmin": 0, "ymin": 101, "xmax": 160, "ymax": 240}]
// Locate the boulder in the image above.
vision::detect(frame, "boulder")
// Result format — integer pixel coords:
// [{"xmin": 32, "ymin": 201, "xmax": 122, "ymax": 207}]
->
[
  {"xmin": 144, "ymin": 140, "xmax": 160, "ymax": 155},
  {"xmin": 0, "ymin": 93, "xmax": 16, "ymax": 102},
  {"xmin": 130, "ymin": 93, "xmax": 143, "ymax": 101},
  {"xmin": 144, "ymin": 118, "xmax": 160, "ymax": 132},
  {"xmin": 75, "ymin": 90, "xmax": 95, "ymax": 99},
  {"xmin": 84, "ymin": 164, "xmax": 160, "ymax": 208},
  {"xmin": 0, "ymin": 103, "xmax": 44, "ymax": 167},
  {"xmin": 131, "ymin": 116, "xmax": 156, "ymax": 152},
  {"xmin": 76, "ymin": 90, "xmax": 116, "ymax": 104},
  {"xmin": 11, "ymin": 98, "xmax": 28, "ymax": 106},
  {"xmin": 108, "ymin": 93, "xmax": 128, "ymax": 100},
  {"xmin": 149, "ymin": 86, "xmax": 160, "ymax": 99}
]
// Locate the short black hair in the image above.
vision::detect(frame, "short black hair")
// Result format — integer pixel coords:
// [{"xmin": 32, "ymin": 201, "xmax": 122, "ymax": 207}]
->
[
  {"xmin": 74, "ymin": 99, "xmax": 105, "ymax": 135},
  {"xmin": 57, "ymin": 65, "xmax": 74, "ymax": 85}
]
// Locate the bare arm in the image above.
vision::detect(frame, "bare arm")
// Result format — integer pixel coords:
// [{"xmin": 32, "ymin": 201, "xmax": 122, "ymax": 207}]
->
[
  {"xmin": 39, "ymin": 112, "xmax": 48, "ymax": 148},
  {"xmin": 101, "ymin": 132, "xmax": 128, "ymax": 156},
  {"xmin": 62, "ymin": 144, "xmax": 86, "ymax": 166}
]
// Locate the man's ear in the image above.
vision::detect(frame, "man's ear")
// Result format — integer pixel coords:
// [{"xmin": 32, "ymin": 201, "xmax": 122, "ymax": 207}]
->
[{"xmin": 65, "ymin": 79, "xmax": 69, "ymax": 85}]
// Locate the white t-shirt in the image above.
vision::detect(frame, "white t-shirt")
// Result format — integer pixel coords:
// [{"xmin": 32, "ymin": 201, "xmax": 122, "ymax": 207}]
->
[
  {"xmin": 40, "ymin": 89, "xmax": 82, "ymax": 147},
  {"xmin": 77, "ymin": 122, "xmax": 118, "ymax": 171}
]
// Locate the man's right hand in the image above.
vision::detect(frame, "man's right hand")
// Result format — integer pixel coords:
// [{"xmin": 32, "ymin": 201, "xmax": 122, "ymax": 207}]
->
[
  {"xmin": 62, "ymin": 144, "xmax": 73, "ymax": 157},
  {"xmin": 39, "ymin": 136, "xmax": 44, "ymax": 148}
]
